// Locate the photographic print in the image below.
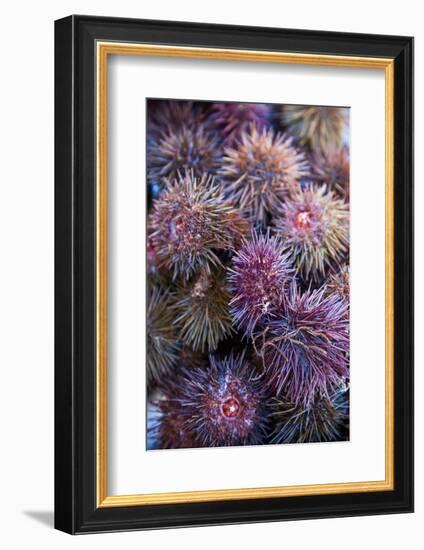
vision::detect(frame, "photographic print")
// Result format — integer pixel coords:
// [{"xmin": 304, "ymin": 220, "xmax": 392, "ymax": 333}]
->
[{"xmin": 146, "ymin": 98, "xmax": 350, "ymax": 450}]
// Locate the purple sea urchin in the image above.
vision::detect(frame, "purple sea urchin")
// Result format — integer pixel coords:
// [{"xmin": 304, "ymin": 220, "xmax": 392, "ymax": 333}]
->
[
  {"xmin": 172, "ymin": 270, "xmax": 235, "ymax": 352},
  {"xmin": 209, "ymin": 102, "xmax": 271, "ymax": 145},
  {"xmin": 220, "ymin": 125, "xmax": 309, "ymax": 224},
  {"xmin": 149, "ymin": 171, "xmax": 248, "ymax": 280},
  {"xmin": 280, "ymin": 105, "xmax": 348, "ymax": 153},
  {"xmin": 147, "ymin": 123, "xmax": 221, "ymax": 185},
  {"xmin": 273, "ymin": 183, "xmax": 349, "ymax": 279},
  {"xmin": 228, "ymin": 231, "xmax": 295, "ymax": 336},
  {"xmin": 270, "ymin": 385, "xmax": 349, "ymax": 444},
  {"xmin": 146, "ymin": 285, "xmax": 180, "ymax": 387},
  {"xmin": 175, "ymin": 353, "xmax": 270, "ymax": 447},
  {"xmin": 311, "ymin": 146, "xmax": 350, "ymax": 200},
  {"xmin": 259, "ymin": 283, "xmax": 349, "ymax": 405}
]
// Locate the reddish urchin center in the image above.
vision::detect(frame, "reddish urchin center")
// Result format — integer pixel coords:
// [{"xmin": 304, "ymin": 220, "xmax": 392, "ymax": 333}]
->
[
  {"xmin": 294, "ymin": 209, "xmax": 313, "ymax": 229},
  {"xmin": 221, "ymin": 397, "xmax": 241, "ymax": 418}
]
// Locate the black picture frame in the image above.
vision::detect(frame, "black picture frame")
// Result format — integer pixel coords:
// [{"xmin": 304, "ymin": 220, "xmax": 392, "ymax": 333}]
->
[{"xmin": 55, "ymin": 15, "xmax": 414, "ymax": 534}]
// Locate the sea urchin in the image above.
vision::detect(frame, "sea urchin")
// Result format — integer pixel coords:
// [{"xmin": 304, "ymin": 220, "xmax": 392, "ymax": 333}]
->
[
  {"xmin": 258, "ymin": 283, "xmax": 349, "ymax": 406},
  {"xmin": 220, "ymin": 125, "xmax": 309, "ymax": 224},
  {"xmin": 149, "ymin": 171, "xmax": 248, "ymax": 280},
  {"xmin": 326, "ymin": 264, "xmax": 350, "ymax": 301},
  {"xmin": 175, "ymin": 353, "xmax": 270, "ymax": 447},
  {"xmin": 270, "ymin": 385, "xmax": 349, "ymax": 444},
  {"xmin": 147, "ymin": 123, "xmax": 222, "ymax": 185},
  {"xmin": 273, "ymin": 183, "xmax": 349, "ymax": 280},
  {"xmin": 172, "ymin": 269, "xmax": 235, "ymax": 352},
  {"xmin": 209, "ymin": 102, "xmax": 271, "ymax": 146},
  {"xmin": 311, "ymin": 145, "xmax": 350, "ymax": 200},
  {"xmin": 228, "ymin": 231, "xmax": 295, "ymax": 336},
  {"xmin": 147, "ymin": 99, "xmax": 205, "ymax": 138},
  {"xmin": 280, "ymin": 105, "xmax": 348, "ymax": 153},
  {"xmin": 146, "ymin": 284, "xmax": 180, "ymax": 387}
]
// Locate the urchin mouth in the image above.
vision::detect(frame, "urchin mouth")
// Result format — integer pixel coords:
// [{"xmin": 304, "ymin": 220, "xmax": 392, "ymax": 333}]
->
[
  {"xmin": 294, "ymin": 210, "xmax": 313, "ymax": 229},
  {"xmin": 221, "ymin": 396, "xmax": 241, "ymax": 418}
]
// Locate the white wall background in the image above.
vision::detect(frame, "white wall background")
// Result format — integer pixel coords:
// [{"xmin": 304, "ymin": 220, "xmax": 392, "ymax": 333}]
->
[{"xmin": 0, "ymin": 1, "xmax": 420, "ymax": 548}]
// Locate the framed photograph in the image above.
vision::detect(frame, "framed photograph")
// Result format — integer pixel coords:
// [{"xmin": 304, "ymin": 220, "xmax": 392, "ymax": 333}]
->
[{"xmin": 54, "ymin": 15, "xmax": 414, "ymax": 534}]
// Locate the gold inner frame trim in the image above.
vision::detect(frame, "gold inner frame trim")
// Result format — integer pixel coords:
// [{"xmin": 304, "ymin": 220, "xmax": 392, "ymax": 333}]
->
[{"xmin": 96, "ymin": 41, "xmax": 395, "ymax": 508}]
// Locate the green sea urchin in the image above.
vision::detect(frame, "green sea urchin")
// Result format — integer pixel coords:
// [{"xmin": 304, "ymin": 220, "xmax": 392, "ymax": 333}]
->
[
  {"xmin": 146, "ymin": 285, "xmax": 180, "ymax": 387},
  {"xmin": 270, "ymin": 385, "xmax": 349, "ymax": 443},
  {"xmin": 172, "ymin": 270, "xmax": 235, "ymax": 352},
  {"xmin": 147, "ymin": 123, "xmax": 222, "ymax": 185},
  {"xmin": 220, "ymin": 125, "xmax": 309, "ymax": 224},
  {"xmin": 149, "ymin": 171, "xmax": 248, "ymax": 280},
  {"xmin": 280, "ymin": 105, "xmax": 348, "ymax": 153},
  {"xmin": 273, "ymin": 183, "xmax": 349, "ymax": 279}
]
